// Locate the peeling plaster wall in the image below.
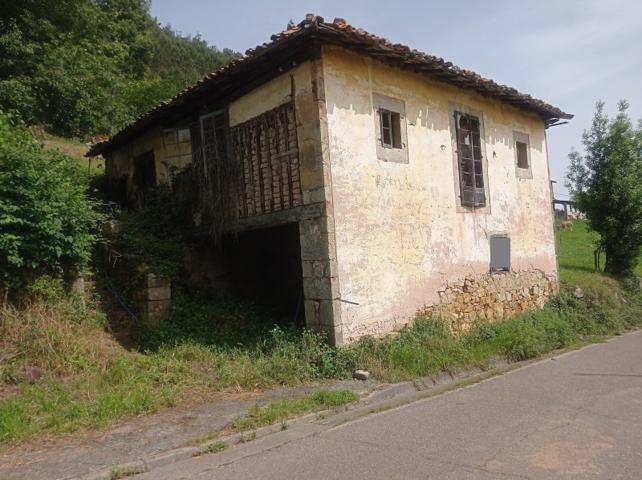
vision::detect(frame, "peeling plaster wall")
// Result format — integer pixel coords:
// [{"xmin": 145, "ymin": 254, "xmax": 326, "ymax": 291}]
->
[
  {"xmin": 105, "ymin": 125, "xmax": 194, "ymax": 198},
  {"xmin": 228, "ymin": 59, "xmax": 343, "ymax": 344},
  {"xmin": 321, "ymin": 46, "xmax": 558, "ymax": 342},
  {"xmin": 106, "ymin": 60, "xmax": 344, "ymax": 344},
  {"xmin": 228, "ymin": 63, "xmax": 308, "ymax": 127},
  {"xmin": 105, "ymin": 126, "xmax": 168, "ymax": 199}
]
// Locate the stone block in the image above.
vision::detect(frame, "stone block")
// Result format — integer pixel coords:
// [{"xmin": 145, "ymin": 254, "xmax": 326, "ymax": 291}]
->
[
  {"xmin": 303, "ymin": 277, "xmax": 339, "ymax": 299},
  {"xmin": 301, "ymin": 260, "xmax": 314, "ymax": 278},
  {"xmin": 300, "ymin": 234, "xmax": 329, "ymax": 261},
  {"xmin": 144, "ymin": 273, "xmax": 170, "ymax": 289},
  {"xmin": 318, "ymin": 323, "xmax": 344, "ymax": 346},
  {"xmin": 142, "ymin": 286, "xmax": 171, "ymax": 301},
  {"xmin": 139, "ymin": 299, "xmax": 170, "ymax": 322},
  {"xmin": 318, "ymin": 299, "xmax": 341, "ymax": 326},
  {"xmin": 308, "ymin": 187, "xmax": 326, "ymax": 204},
  {"xmin": 304, "ymin": 300, "xmax": 320, "ymax": 327},
  {"xmin": 353, "ymin": 370, "xmax": 370, "ymax": 381}
]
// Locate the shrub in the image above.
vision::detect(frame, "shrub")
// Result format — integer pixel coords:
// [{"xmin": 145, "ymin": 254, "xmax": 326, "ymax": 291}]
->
[
  {"xmin": 0, "ymin": 113, "xmax": 102, "ymax": 295},
  {"xmin": 107, "ymin": 186, "xmax": 188, "ymax": 281}
]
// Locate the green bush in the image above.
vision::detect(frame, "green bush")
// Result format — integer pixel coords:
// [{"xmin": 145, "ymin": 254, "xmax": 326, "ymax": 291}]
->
[
  {"xmin": 1, "ymin": 1, "xmax": 239, "ymax": 137},
  {"xmin": 107, "ymin": 186, "xmax": 188, "ymax": 281},
  {"xmin": 0, "ymin": 113, "xmax": 102, "ymax": 293}
]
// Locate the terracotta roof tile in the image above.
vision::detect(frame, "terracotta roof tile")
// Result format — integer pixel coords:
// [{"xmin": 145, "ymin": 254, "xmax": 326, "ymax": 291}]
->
[{"xmin": 88, "ymin": 15, "xmax": 571, "ymax": 157}]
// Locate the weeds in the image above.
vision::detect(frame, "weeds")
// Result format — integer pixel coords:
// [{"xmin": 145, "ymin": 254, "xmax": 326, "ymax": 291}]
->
[
  {"xmin": 2, "ymin": 222, "xmax": 642, "ymax": 448},
  {"xmin": 232, "ymin": 389, "xmax": 359, "ymax": 431},
  {"xmin": 199, "ymin": 441, "xmax": 227, "ymax": 455}
]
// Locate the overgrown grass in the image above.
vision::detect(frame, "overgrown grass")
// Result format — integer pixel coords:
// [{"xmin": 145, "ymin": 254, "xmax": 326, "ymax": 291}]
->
[
  {"xmin": 233, "ymin": 390, "xmax": 359, "ymax": 431},
  {"xmin": 109, "ymin": 190, "xmax": 188, "ymax": 279},
  {"xmin": 2, "ymin": 222, "xmax": 642, "ymax": 447}
]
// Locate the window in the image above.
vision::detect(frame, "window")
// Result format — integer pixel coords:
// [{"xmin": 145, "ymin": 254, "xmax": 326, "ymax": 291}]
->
[
  {"xmin": 162, "ymin": 128, "xmax": 192, "ymax": 173},
  {"xmin": 379, "ymin": 109, "xmax": 402, "ymax": 149},
  {"xmin": 454, "ymin": 112, "xmax": 485, "ymax": 207},
  {"xmin": 490, "ymin": 235, "xmax": 510, "ymax": 272},
  {"xmin": 513, "ymin": 131, "xmax": 532, "ymax": 179},
  {"xmin": 132, "ymin": 150, "xmax": 156, "ymax": 205},
  {"xmin": 373, "ymin": 94, "xmax": 408, "ymax": 163},
  {"xmin": 200, "ymin": 111, "xmax": 227, "ymax": 176},
  {"xmin": 516, "ymin": 141, "xmax": 528, "ymax": 169}
]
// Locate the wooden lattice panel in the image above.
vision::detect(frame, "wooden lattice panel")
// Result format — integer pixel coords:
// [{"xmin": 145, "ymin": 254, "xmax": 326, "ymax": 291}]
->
[{"xmin": 230, "ymin": 101, "xmax": 302, "ymax": 217}]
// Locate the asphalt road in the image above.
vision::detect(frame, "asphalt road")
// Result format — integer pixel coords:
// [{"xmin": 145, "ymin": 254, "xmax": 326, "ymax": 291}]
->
[{"xmin": 135, "ymin": 331, "xmax": 642, "ymax": 479}]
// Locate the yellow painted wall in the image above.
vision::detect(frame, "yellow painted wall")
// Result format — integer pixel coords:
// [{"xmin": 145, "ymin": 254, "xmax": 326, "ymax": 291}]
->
[
  {"xmin": 321, "ymin": 46, "xmax": 558, "ymax": 341},
  {"xmin": 105, "ymin": 126, "xmax": 168, "ymax": 197},
  {"xmin": 229, "ymin": 61, "xmax": 312, "ymax": 127},
  {"xmin": 108, "ymin": 61, "xmax": 315, "ymax": 198}
]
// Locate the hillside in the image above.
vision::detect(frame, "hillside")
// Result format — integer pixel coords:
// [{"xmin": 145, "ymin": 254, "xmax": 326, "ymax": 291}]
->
[
  {"xmin": 557, "ymin": 219, "xmax": 642, "ymax": 285},
  {"xmin": 0, "ymin": 0, "xmax": 239, "ymax": 139}
]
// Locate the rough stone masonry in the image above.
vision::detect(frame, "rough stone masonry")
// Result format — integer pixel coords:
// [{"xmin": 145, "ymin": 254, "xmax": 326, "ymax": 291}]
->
[{"xmin": 423, "ymin": 270, "xmax": 559, "ymax": 332}]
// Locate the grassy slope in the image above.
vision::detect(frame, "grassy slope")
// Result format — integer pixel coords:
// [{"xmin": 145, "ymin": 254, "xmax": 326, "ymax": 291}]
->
[
  {"xmin": 1, "ymin": 219, "xmax": 641, "ymax": 446},
  {"xmin": 556, "ymin": 219, "xmax": 642, "ymax": 284},
  {"xmin": 35, "ymin": 131, "xmax": 105, "ymax": 175}
]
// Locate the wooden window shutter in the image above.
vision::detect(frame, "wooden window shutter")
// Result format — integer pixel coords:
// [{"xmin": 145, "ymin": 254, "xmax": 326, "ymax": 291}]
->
[{"xmin": 455, "ymin": 112, "xmax": 485, "ymax": 207}]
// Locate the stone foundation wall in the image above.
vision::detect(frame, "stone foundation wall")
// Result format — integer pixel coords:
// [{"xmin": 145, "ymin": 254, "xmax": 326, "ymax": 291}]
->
[
  {"xmin": 423, "ymin": 270, "xmax": 559, "ymax": 332},
  {"xmin": 134, "ymin": 273, "xmax": 171, "ymax": 322}
]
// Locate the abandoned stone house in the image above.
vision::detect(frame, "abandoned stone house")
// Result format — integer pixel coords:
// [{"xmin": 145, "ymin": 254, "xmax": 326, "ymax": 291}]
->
[{"xmin": 88, "ymin": 15, "xmax": 573, "ymax": 345}]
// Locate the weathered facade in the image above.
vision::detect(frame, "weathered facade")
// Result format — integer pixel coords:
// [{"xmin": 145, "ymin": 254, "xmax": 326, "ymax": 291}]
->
[{"xmin": 90, "ymin": 16, "xmax": 572, "ymax": 345}]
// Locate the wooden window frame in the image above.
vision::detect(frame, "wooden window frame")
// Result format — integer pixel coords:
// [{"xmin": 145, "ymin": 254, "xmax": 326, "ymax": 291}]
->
[
  {"xmin": 199, "ymin": 109, "xmax": 225, "ymax": 177},
  {"xmin": 513, "ymin": 131, "xmax": 533, "ymax": 179},
  {"xmin": 378, "ymin": 108, "xmax": 402, "ymax": 149},
  {"xmin": 449, "ymin": 103, "xmax": 491, "ymax": 213},
  {"xmin": 373, "ymin": 93, "xmax": 408, "ymax": 163},
  {"xmin": 454, "ymin": 111, "xmax": 486, "ymax": 207}
]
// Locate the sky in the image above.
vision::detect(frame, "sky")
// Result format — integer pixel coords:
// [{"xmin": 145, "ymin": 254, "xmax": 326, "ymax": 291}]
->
[{"xmin": 150, "ymin": 0, "xmax": 642, "ymax": 199}]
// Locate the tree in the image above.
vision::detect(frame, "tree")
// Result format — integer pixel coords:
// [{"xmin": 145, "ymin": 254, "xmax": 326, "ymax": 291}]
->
[
  {"xmin": 0, "ymin": 0, "xmax": 239, "ymax": 138},
  {"xmin": 566, "ymin": 101, "xmax": 642, "ymax": 276},
  {"xmin": 0, "ymin": 113, "xmax": 102, "ymax": 295}
]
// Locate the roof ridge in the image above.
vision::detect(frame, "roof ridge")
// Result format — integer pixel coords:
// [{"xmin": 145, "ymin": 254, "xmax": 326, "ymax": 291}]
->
[{"xmin": 88, "ymin": 15, "xmax": 571, "ymax": 157}]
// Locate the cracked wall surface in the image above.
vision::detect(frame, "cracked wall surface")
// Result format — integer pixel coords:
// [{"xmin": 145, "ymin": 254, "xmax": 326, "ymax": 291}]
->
[{"xmin": 321, "ymin": 45, "xmax": 558, "ymax": 342}]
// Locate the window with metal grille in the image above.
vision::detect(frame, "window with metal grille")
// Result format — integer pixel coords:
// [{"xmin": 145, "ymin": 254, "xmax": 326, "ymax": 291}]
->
[
  {"xmin": 454, "ymin": 112, "xmax": 485, "ymax": 207},
  {"xmin": 379, "ymin": 108, "xmax": 402, "ymax": 149}
]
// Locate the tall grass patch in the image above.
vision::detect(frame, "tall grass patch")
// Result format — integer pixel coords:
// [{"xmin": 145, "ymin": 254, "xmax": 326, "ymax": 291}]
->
[{"xmin": 2, "ymin": 275, "xmax": 641, "ymax": 446}]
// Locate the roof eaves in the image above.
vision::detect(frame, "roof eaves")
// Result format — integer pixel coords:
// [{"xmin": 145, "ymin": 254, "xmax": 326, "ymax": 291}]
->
[{"xmin": 88, "ymin": 15, "xmax": 572, "ymax": 157}]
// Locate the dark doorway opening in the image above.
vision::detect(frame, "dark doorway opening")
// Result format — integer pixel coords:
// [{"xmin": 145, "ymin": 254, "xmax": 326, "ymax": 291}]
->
[
  {"xmin": 223, "ymin": 223, "xmax": 304, "ymax": 327},
  {"xmin": 132, "ymin": 150, "xmax": 156, "ymax": 205}
]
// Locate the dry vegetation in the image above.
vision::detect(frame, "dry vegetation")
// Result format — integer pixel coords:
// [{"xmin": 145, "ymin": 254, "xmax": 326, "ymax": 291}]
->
[{"xmin": 1, "ymin": 220, "xmax": 641, "ymax": 446}]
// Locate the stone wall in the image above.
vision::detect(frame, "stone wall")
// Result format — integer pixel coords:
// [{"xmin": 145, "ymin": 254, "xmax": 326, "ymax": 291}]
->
[
  {"xmin": 134, "ymin": 273, "xmax": 171, "ymax": 322},
  {"xmin": 423, "ymin": 270, "xmax": 559, "ymax": 332}
]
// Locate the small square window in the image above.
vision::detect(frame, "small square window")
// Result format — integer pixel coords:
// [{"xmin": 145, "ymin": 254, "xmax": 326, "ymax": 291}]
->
[
  {"xmin": 379, "ymin": 109, "xmax": 402, "ymax": 149},
  {"xmin": 516, "ymin": 141, "xmax": 529, "ymax": 169},
  {"xmin": 490, "ymin": 235, "xmax": 510, "ymax": 272},
  {"xmin": 177, "ymin": 128, "xmax": 191, "ymax": 143},
  {"xmin": 513, "ymin": 131, "xmax": 532, "ymax": 179},
  {"xmin": 373, "ymin": 94, "xmax": 408, "ymax": 163}
]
